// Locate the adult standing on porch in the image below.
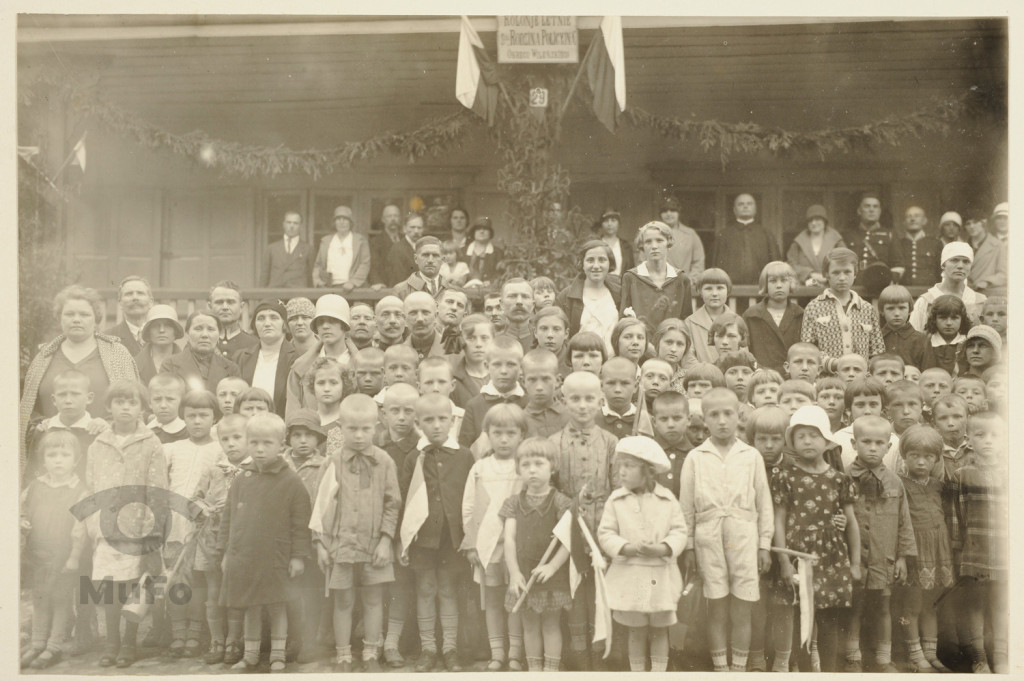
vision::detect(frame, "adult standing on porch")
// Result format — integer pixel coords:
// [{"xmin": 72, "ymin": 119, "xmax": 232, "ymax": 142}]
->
[
  {"xmin": 392, "ymin": 236, "xmax": 448, "ymax": 301},
  {"xmin": 105, "ymin": 275, "xmax": 154, "ymax": 357},
  {"xmin": 370, "ymin": 203, "xmax": 404, "ymax": 289},
  {"xmin": 843, "ymin": 192, "xmax": 896, "ymax": 274},
  {"xmin": 620, "ymin": 221, "xmax": 693, "ymax": 336},
  {"xmin": 262, "ymin": 211, "xmax": 314, "ymax": 288},
  {"xmin": 964, "ymin": 211, "xmax": 1007, "ymax": 296},
  {"xmin": 592, "ymin": 207, "xmax": 634, "ymax": 276},
  {"xmin": 787, "ymin": 204, "xmax": 845, "ymax": 287},
  {"xmin": 312, "ymin": 205, "xmax": 371, "ymax": 291},
  {"xmin": 19, "ymin": 285, "xmax": 140, "ymax": 476},
  {"xmin": 448, "ymin": 207, "xmax": 471, "ymax": 259},
  {"xmin": 892, "ymin": 206, "xmax": 943, "ymax": 288},
  {"xmin": 233, "ymin": 299, "xmax": 296, "ymax": 417},
  {"xmin": 660, "ymin": 196, "xmax": 704, "ymax": 282},
  {"xmin": 386, "ymin": 212, "xmax": 425, "ymax": 287},
  {"xmin": 285, "ymin": 294, "xmax": 357, "ymax": 417},
  {"xmin": 209, "ymin": 281, "xmax": 258, "ymax": 359},
  {"xmin": 710, "ymin": 193, "xmax": 780, "ymax": 285}
]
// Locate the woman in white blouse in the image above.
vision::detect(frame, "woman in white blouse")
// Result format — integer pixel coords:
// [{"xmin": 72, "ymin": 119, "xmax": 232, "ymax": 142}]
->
[
  {"xmin": 555, "ymin": 239, "xmax": 622, "ymax": 355},
  {"xmin": 233, "ymin": 299, "xmax": 296, "ymax": 417}
]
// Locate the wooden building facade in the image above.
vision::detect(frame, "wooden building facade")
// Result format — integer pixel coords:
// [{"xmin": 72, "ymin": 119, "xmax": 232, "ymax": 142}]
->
[{"xmin": 18, "ymin": 16, "xmax": 1007, "ymax": 291}]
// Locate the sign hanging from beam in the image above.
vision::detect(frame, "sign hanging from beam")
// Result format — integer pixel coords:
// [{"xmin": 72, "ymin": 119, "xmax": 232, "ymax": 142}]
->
[{"xmin": 497, "ymin": 16, "xmax": 578, "ymax": 64}]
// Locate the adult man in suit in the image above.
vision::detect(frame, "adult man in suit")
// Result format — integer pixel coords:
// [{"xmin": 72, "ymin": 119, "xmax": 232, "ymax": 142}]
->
[
  {"xmin": 370, "ymin": 202, "xmax": 404, "ymax": 289},
  {"xmin": 104, "ymin": 275, "xmax": 154, "ymax": 356},
  {"xmin": 261, "ymin": 211, "xmax": 313, "ymax": 287},
  {"xmin": 312, "ymin": 205, "xmax": 371, "ymax": 292},
  {"xmin": 392, "ymin": 236, "xmax": 448, "ymax": 301},
  {"xmin": 710, "ymin": 193, "xmax": 780, "ymax": 285},
  {"xmin": 386, "ymin": 212, "xmax": 424, "ymax": 287}
]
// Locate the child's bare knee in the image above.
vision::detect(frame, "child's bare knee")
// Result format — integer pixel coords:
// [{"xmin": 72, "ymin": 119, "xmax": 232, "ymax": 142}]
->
[
  {"xmin": 333, "ymin": 588, "xmax": 355, "ymax": 610},
  {"xmin": 361, "ymin": 585, "xmax": 383, "ymax": 607}
]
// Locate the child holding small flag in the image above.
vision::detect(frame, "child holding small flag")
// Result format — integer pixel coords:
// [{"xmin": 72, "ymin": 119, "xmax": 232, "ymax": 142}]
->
[
  {"xmin": 549, "ymin": 371, "xmax": 618, "ymax": 669},
  {"xmin": 501, "ymin": 437, "xmax": 572, "ymax": 672},
  {"xmin": 599, "ymin": 436, "xmax": 688, "ymax": 672},
  {"xmin": 461, "ymin": 404, "xmax": 527, "ymax": 670},
  {"xmin": 771, "ymin": 406, "xmax": 860, "ymax": 673},
  {"xmin": 399, "ymin": 397, "xmax": 475, "ymax": 672}
]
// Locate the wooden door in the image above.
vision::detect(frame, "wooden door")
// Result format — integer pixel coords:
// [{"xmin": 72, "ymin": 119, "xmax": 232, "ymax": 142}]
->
[{"xmin": 162, "ymin": 188, "xmax": 255, "ymax": 287}]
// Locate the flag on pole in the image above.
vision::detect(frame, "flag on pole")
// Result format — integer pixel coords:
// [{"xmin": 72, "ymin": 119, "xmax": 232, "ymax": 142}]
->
[
  {"xmin": 399, "ymin": 453, "xmax": 430, "ymax": 555},
  {"xmin": 308, "ymin": 459, "xmax": 339, "ymax": 536},
  {"xmin": 583, "ymin": 16, "xmax": 627, "ymax": 133},
  {"xmin": 17, "ymin": 146, "xmax": 39, "ymax": 161},
  {"xmin": 71, "ymin": 133, "xmax": 87, "ymax": 172},
  {"xmin": 576, "ymin": 514, "xmax": 612, "ymax": 656},
  {"xmin": 456, "ymin": 16, "xmax": 500, "ymax": 126},
  {"xmin": 795, "ymin": 557, "xmax": 815, "ymax": 650},
  {"xmin": 551, "ymin": 509, "xmax": 582, "ymax": 597}
]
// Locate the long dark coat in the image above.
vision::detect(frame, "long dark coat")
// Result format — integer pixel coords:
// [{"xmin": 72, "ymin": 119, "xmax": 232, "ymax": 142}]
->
[
  {"xmin": 218, "ymin": 457, "xmax": 312, "ymax": 608},
  {"xmin": 233, "ymin": 341, "xmax": 297, "ymax": 417}
]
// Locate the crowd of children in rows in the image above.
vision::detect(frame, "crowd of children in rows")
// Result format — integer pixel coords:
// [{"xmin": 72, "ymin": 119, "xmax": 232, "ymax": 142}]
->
[{"xmin": 20, "ymin": 253, "xmax": 1008, "ymax": 674}]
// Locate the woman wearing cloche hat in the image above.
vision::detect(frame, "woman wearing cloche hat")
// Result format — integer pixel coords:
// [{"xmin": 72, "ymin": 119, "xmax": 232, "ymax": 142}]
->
[
  {"xmin": 598, "ymin": 436, "xmax": 688, "ymax": 673},
  {"xmin": 134, "ymin": 303, "xmax": 185, "ymax": 384},
  {"xmin": 786, "ymin": 205, "xmax": 846, "ymax": 287}
]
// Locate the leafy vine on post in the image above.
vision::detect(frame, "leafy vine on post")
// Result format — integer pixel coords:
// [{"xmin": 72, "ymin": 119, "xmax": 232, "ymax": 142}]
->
[{"xmin": 492, "ymin": 67, "xmax": 590, "ymax": 288}]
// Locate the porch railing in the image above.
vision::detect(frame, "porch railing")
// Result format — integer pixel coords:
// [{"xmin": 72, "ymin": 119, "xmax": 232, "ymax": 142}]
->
[{"xmin": 95, "ymin": 285, "xmax": 928, "ymax": 328}]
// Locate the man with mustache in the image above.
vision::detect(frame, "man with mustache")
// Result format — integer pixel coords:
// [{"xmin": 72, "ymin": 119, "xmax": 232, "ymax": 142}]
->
[
  {"xmin": 437, "ymin": 288, "xmax": 469, "ymax": 355},
  {"xmin": 392, "ymin": 236, "xmax": 448, "ymax": 302},
  {"xmin": 373, "ymin": 296, "xmax": 408, "ymax": 350},
  {"xmin": 500, "ymin": 278, "xmax": 536, "ymax": 352},
  {"xmin": 403, "ymin": 291, "xmax": 446, "ymax": 361},
  {"xmin": 105, "ymin": 275, "xmax": 154, "ymax": 356}
]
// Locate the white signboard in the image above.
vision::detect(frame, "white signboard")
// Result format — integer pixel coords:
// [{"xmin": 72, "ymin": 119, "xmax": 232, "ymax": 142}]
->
[{"xmin": 497, "ymin": 16, "xmax": 579, "ymax": 64}]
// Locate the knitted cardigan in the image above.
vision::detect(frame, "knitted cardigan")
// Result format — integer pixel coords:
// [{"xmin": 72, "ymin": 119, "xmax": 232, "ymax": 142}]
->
[{"xmin": 20, "ymin": 333, "xmax": 139, "ymax": 476}]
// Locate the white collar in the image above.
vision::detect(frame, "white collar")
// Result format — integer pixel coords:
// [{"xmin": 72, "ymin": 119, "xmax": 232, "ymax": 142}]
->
[
  {"xmin": 44, "ymin": 413, "xmax": 93, "ymax": 430},
  {"xmin": 35, "ymin": 473, "xmax": 82, "ymax": 489},
  {"xmin": 125, "ymin": 320, "xmax": 142, "ymax": 336},
  {"xmin": 602, "ymin": 403, "xmax": 636, "ymax": 418},
  {"xmin": 147, "ymin": 416, "xmax": 187, "ymax": 434},
  {"xmin": 636, "ymin": 260, "xmax": 678, "ymax": 279},
  {"xmin": 822, "ymin": 288, "xmax": 866, "ymax": 309},
  {"xmin": 334, "ymin": 231, "xmax": 353, "ymax": 245},
  {"xmin": 736, "ymin": 218, "xmax": 755, "ymax": 225},
  {"xmin": 905, "ymin": 230, "xmax": 926, "ymax": 242},
  {"xmin": 466, "ymin": 241, "xmax": 495, "ymax": 256},
  {"xmin": 931, "ymin": 332, "xmax": 967, "ymax": 347},
  {"xmin": 416, "ymin": 433, "xmax": 461, "ymax": 450},
  {"xmin": 479, "ymin": 381, "xmax": 525, "ymax": 399}
]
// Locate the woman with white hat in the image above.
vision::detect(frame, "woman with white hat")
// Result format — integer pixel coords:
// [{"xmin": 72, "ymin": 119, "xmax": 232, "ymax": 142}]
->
[
  {"xmin": 771, "ymin": 405, "xmax": 860, "ymax": 673},
  {"xmin": 134, "ymin": 304, "xmax": 184, "ymax": 385},
  {"xmin": 908, "ymin": 241, "xmax": 988, "ymax": 331},
  {"xmin": 598, "ymin": 436, "xmax": 688, "ymax": 673}
]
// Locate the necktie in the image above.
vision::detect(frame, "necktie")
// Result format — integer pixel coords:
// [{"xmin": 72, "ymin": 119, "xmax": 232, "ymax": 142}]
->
[
  {"xmin": 426, "ymin": 279, "xmax": 436, "ymax": 296},
  {"xmin": 286, "ymin": 236, "xmax": 293, "ymax": 254}
]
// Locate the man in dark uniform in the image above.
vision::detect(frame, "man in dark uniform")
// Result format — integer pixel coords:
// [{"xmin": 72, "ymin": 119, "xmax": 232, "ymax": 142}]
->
[
  {"xmin": 370, "ymin": 203, "xmax": 404, "ymax": 289},
  {"xmin": 710, "ymin": 193, "xmax": 780, "ymax": 285},
  {"xmin": 892, "ymin": 206, "xmax": 942, "ymax": 288},
  {"xmin": 843, "ymin": 193, "xmax": 897, "ymax": 296},
  {"xmin": 209, "ymin": 280, "xmax": 258, "ymax": 359}
]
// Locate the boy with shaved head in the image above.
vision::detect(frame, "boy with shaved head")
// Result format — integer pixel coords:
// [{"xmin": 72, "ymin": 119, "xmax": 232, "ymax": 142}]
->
[{"xmin": 550, "ymin": 371, "xmax": 619, "ymax": 669}]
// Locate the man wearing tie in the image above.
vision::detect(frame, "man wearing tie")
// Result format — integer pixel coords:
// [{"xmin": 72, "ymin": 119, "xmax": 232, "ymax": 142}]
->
[
  {"xmin": 392, "ymin": 236, "xmax": 448, "ymax": 301},
  {"xmin": 261, "ymin": 211, "xmax": 314, "ymax": 288},
  {"xmin": 105, "ymin": 275, "xmax": 154, "ymax": 356}
]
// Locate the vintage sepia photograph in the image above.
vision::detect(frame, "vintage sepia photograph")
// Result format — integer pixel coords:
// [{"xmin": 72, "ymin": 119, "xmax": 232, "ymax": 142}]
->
[{"xmin": 14, "ymin": 10, "xmax": 1010, "ymax": 675}]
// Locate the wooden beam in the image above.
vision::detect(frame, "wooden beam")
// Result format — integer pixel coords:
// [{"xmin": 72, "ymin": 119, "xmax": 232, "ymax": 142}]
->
[{"xmin": 18, "ymin": 15, "xmax": 929, "ymax": 44}]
